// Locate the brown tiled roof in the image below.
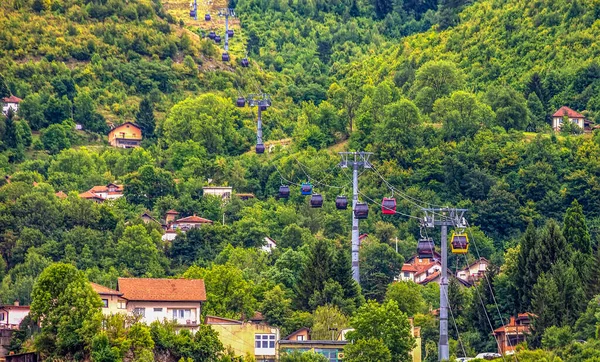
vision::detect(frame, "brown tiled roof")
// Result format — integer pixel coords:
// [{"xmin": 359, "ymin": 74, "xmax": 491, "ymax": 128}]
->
[
  {"xmin": 414, "ymin": 261, "xmax": 441, "ymax": 277},
  {"xmin": 552, "ymin": 106, "xmax": 585, "ymax": 119},
  {"xmin": 2, "ymin": 95, "xmax": 22, "ymax": 103},
  {"xmin": 0, "ymin": 305, "xmax": 30, "ymax": 310},
  {"xmin": 166, "ymin": 209, "xmax": 179, "ymax": 214},
  {"xmin": 79, "ymin": 191, "xmax": 104, "ymax": 200},
  {"xmin": 89, "ymin": 184, "xmax": 123, "ymax": 193},
  {"xmin": 55, "ymin": 191, "xmax": 68, "ymax": 199},
  {"xmin": 175, "ymin": 215, "xmax": 213, "ymax": 224},
  {"xmin": 90, "ymin": 282, "xmax": 123, "ymax": 296},
  {"xmin": 118, "ymin": 278, "xmax": 206, "ymax": 302},
  {"xmin": 418, "ymin": 271, "xmax": 441, "ymax": 285},
  {"xmin": 401, "ymin": 264, "xmax": 418, "ymax": 273}
]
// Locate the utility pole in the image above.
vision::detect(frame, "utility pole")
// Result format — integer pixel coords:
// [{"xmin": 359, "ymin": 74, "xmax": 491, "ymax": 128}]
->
[
  {"xmin": 218, "ymin": 8, "xmax": 235, "ymax": 53},
  {"xmin": 422, "ymin": 208, "xmax": 467, "ymax": 362},
  {"xmin": 193, "ymin": 0, "xmax": 198, "ymax": 20},
  {"xmin": 339, "ymin": 151, "xmax": 373, "ymax": 284}
]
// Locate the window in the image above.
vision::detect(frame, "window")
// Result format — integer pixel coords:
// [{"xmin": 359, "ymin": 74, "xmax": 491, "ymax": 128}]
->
[
  {"xmin": 172, "ymin": 309, "xmax": 191, "ymax": 320},
  {"xmin": 102, "ymin": 299, "xmax": 109, "ymax": 308},
  {"xmin": 118, "ymin": 300, "xmax": 127, "ymax": 309},
  {"xmin": 403, "ymin": 272, "xmax": 410, "ymax": 278},
  {"xmin": 0, "ymin": 313, "xmax": 4, "ymax": 321},
  {"xmin": 296, "ymin": 335, "xmax": 305, "ymax": 341},
  {"xmin": 154, "ymin": 308, "xmax": 163, "ymax": 312},
  {"xmin": 255, "ymin": 334, "xmax": 276, "ymax": 349},
  {"xmin": 133, "ymin": 308, "xmax": 146, "ymax": 317}
]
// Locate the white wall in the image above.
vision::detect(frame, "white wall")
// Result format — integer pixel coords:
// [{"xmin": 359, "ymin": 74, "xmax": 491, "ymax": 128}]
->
[{"xmin": 126, "ymin": 301, "xmax": 201, "ymax": 325}]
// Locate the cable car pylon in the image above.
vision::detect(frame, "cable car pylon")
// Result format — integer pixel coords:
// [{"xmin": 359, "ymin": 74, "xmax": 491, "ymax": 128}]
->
[
  {"xmin": 236, "ymin": 93, "xmax": 271, "ymax": 153},
  {"xmin": 218, "ymin": 8, "xmax": 235, "ymax": 62},
  {"xmin": 421, "ymin": 207, "xmax": 468, "ymax": 362},
  {"xmin": 338, "ymin": 151, "xmax": 373, "ymax": 284}
]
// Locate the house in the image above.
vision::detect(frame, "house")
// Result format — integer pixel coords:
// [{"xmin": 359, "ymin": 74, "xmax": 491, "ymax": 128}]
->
[
  {"xmin": 552, "ymin": 106, "xmax": 588, "ymax": 131},
  {"xmin": 108, "ymin": 122, "xmax": 142, "ymax": 148},
  {"xmin": 165, "ymin": 209, "xmax": 180, "ymax": 224},
  {"xmin": 493, "ymin": 314, "xmax": 532, "ymax": 355},
  {"xmin": 90, "ymin": 282, "xmax": 127, "ymax": 316},
  {"xmin": 55, "ymin": 191, "xmax": 68, "ymax": 199},
  {"xmin": 78, "ymin": 191, "xmax": 105, "ymax": 203},
  {"xmin": 457, "ymin": 257, "xmax": 489, "ymax": 284},
  {"xmin": 262, "ymin": 237, "xmax": 277, "ymax": 253},
  {"xmin": 206, "ymin": 315, "xmax": 279, "ymax": 362},
  {"xmin": 0, "ymin": 302, "xmax": 29, "ymax": 330},
  {"xmin": 91, "ymin": 278, "xmax": 206, "ymax": 332},
  {"xmin": 203, "ymin": 186, "xmax": 233, "ymax": 200},
  {"xmin": 161, "ymin": 229, "xmax": 179, "ymax": 242},
  {"xmin": 236, "ymin": 193, "xmax": 255, "ymax": 200},
  {"xmin": 2, "ymin": 95, "xmax": 22, "ymax": 116},
  {"xmin": 141, "ymin": 212, "xmax": 161, "ymax": 226},
  {"xmin": 88, "ymin": 183, "xmax": 124, "ymax": 200},
  {"xmin": 398, "ymin": 263, "xmax": 418, "ymax": 282},
  {"xmin": 171, "ymin": 214, "xmax": 213, "ymax": 231},
  {"xmin": 279, "ymin": 331, "xmax": 347, "ymax": 362},
  {"xmin": 413, "ymin": 261, "xmax": 442, "ymax": 284}
]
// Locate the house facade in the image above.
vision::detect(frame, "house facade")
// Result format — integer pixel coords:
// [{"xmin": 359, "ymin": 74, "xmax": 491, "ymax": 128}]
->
[
  {"xmin": 108, "ymin": 122, "xmax": 142, "ymax": 148},
  {"xmin": 493, "ymin": 314, "xmax": 532, "ymax": 354},
  {"xmin": 552, "ymin": 106, "xmax": 587, "ymax": 130},
  {"xmin": 91, "ymin": 278, "xmax": 206, "ymax": 332},
  {"xmin": 171, "ymin": 214, "xmax": 213, "ymax": 231},
  {"xmin": 456, "ymin": 257, "xmax": 489, "ymax": 284},
  {"xmin": 0, "ymin": 303, "xmax": 30, "ymax": 330},
  {"xmin": 206, "ymin": 316, "xmax": 279, "ymax": 362},
  {"xmin": 202, "ymin": 186, "xmax": 233, "ymax": 200},
  {"xmin": 79, "ymin": 183, "xmax": 124, "ymax": 202},
  {"xmin": 262, "ymin": 237, "xmax": 277, "ymax": 253},
  {"xmin": 1, "ymin": 96, "xmax": 22, "ymax": 116},
  {"xmin": 398, "ymin": 263, "xmax": 418, "ymax": 282}
]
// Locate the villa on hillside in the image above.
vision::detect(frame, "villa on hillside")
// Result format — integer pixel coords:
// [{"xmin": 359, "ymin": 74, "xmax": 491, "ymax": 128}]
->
[
  {"xmin": 1, "ymin": 95, "xmax": 21, "ymax": 116},
  {"xmin": 493, "ymin": 314, "xmax": 533, "ymax": 354},
  {"xmin": 552, "ymin": 106, "xmax": 594, "ymax": 131},
  {"xmin": 79, "ymin": 183, "xmax": 124, "ymax": 202},
  {"xmin": 160, "ymin": 210, "xmax": 214, "ymax": 241},
  {"xmin": 108, "ymin": 122, "xmax": 142, "ymax": 148}
]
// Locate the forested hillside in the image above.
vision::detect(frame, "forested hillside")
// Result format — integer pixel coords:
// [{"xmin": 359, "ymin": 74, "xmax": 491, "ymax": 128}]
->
[{"xmin": 2, "ymin": 0, "xmax": 600, "ymax": 361}]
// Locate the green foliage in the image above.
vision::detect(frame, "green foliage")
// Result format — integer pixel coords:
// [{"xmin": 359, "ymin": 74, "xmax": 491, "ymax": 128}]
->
[
  {"xmin": 41, "ymin": 123, "xmax": 72, "ymax": 155},
  {"xmin": 279, "ymin": 351, "xmax": 328, "ymax": 362},
  {"xmin": 30, "ymin": 263, "xmax": 102, "ymax": 359},
  {"xmin": 310, "ymin": 305, "xmax": 348, "ymax": 340},
  {"xmin": 116, "ymin": 225, "xmax": 165, "ymax": 277},
  {"xmin": 136, "ymin": 98, "xmax": 156, "ymax": 138},
  {"xmin": 385, "ymin": 281, "xmax": 427, "ymax": 317},
  {"xmin": 343, "ymin": 338, "xmax": 391, "ymax": 362},
  {"xmin": 347, "ymin": 300, "xmax": 415, "ymax": 362}
]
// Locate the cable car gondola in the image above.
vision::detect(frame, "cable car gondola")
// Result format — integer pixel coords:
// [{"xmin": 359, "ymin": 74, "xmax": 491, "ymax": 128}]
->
[
  {"xmin": 279, "ymin": 185, "xmax": 290, "ymax": 198},
  {"xmin": 241, "ymin": 58, "xmax": 249, "ymax": 67},
  {"xmin": 300, "ymin": 183, "xmax": 313, "ymax": 196},
  {"xmin": 354, "ymin": 202, "xmax": 369, "ymax": 219},
  {"xmin": 227, "ymin": 29, "xmax": 234, "ymax": 38},
  {"xmin": 236, "ymin": 97, "xmax": 246, "ymax": 107},
  {"xmin": 205, "ymin": 13, "xmax": 211, "ymax": 21},
  {"xmin": 450, "ymin": 232, "xmax": 469, "ymax": 254},
  {"xmin": 310, "ymin": 194, "xmax": 323, "ymax": 208},
  {"xmin": 190, "ymin": 10, "xmax": 196, "ymax": 17},
  {"xmin": 214, "ymin": 35, "xmax": 221, "ymax": 43},
  {"xmin": 208, "ymin": 31, "xmax": 216, "ymax": 40},
  {"xmin": 382, "ymin": 197, "xmax": 396, "ymax": 215},
  {"xmin": 417, "ymin": 237, "xmax": 435, "ymax": 258},
  {"xmin": 222, "ymin": 53, "xmax": 230, "ymax": 62},
  {"xmin": 255, "ymin": 143, "xmax": 265, "ymax": 154},
  {"xmin": 335, "ymin": 196, "xmax": 348, "ymax": 210}
]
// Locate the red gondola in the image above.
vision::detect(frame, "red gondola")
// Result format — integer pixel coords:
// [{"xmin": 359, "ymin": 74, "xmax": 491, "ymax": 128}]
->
[{"xmin": 382, "ymin": 197, "xmax": 396, "ymax": 215}]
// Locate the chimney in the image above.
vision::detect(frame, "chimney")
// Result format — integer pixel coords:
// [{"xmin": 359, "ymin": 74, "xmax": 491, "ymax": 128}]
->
[
  {"xmin": 509, "ymin": 316, "xmax": 516, "ymax": 326},
  {"xmin": 14, "ymin": 300, "xmax": 19, "ymax": 306}
]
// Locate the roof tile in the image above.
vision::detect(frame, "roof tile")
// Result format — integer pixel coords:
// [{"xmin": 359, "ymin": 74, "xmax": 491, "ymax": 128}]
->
[{"xmin": 118, "ymin": 278, "xmax": 206, "ymax": 302}]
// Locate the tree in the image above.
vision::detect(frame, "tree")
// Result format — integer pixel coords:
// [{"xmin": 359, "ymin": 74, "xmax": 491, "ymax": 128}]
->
[
  {"xmin": 373, "ymin": 98, "xmax": 423, "ymax": 163},
  {"xmin": 310, "ymin": 305, "xmax": 348, "ymax": 340},
  {"xmin": 344, "ymin": 338, "xmax": 391, "ymax": 362},
  {"xmin": 124, "ymin": 165, "xmax": 176, "ymax": 208},
  {"xmin": 347, "ymin": 300, "xmax": 415, "ymax": 362},
  {"xmin": 296, "ymin": 239, "xmax": 336, "ymax": 310},
  {"xmin": 0, "ymin": 74, "xmax": 10, "ymax": 98},
  {"xmin": 73, "ymin": 92, "xmax": 106, "ymax": 133},
  {"xmin": 116, "ymin": 225, "xmax": 164, "ymax": 277},
  {"xmin": 360, "ymin": 241, "xmax": 403, "ymax": 302},
  {"xmin": 385, "ymin": 281, "xmax": 426, "ymax": 317},
  {"xmin": 485, "ymin": 86, "xmax": 530, "ymax": 130},
  {"xmin": 563, "ymin": 199, "xmax": 591, "ymax": 254},
  {"xmin": 433, "ymin": 91, "xmax": 494, "ymax": 141},
  {"xmin": 260, "ymin": 285, "xmax": 292, "ymax": 327},
  {"xmin": 413, "ymin": 60, "xmax": 465, "ymax": 113},
  {"xmin": 527, "ymin": 92, "xmax": 546, "ymax": 128},
  {"xmin": 136, "ymin": 98, "xmax": 156, "ymax": 138},
  {"xmin": 280, "ymin": 351, "xmax": 328, "ymax": 362},
  {"xmin": 41, "ymin": 123, "xmax": 71, "ymax": 155},
  {"xmin": 30, "ymin": 263, "xmax": 102, "ymax": 358}
]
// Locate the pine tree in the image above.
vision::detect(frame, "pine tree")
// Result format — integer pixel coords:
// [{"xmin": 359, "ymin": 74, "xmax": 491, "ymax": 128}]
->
[
  {"xmin": 295, "ymin": 239, "xmax": 336, "ymax": 310},
  {"xmin": 527, "ymin": 92, "xmax": 546, "ymax": 127},
  {"xmin": 0, "ymin": 74, "xmax": 10, "ymax": 99},
  {"xmin": 515, "ymin": 223, "xmax": 539, "ymax": 310},
  {"xmin": 135, "ymin": 97, "xmax": 155, "ymax": 138},
  {"xmin": 530, "ymin": 272, "xmax": 559, "ymax": 348},
  {"xmin": 333, "ymin": 247, "xmax": 363, "ymax": 314},
  {"xmin": 3, "ymin": 108, "xmax": 17, "ymax": 149},
  {"xmin": 563, "ymin": 199, "xmax": 591, "ymax": 254},
  {"xmin": 535, "ymin": 219, "xmax": 570, "ymax": 276}
]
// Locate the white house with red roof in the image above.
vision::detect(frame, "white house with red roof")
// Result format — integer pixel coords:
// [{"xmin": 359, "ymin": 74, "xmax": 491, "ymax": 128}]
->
[
  {"xmin": 398, "ymin": 263, "xmax": 418, "ymax": 282},
  {"xmin": 456, "ymin": 257, "xmax": 489, "ymax": 284},
  {"xmin": 2, "ymin": 95, "xmax": 22, "ymax": 116},
  {"xmin": 552, "ymin": 106, "xmax": 587, "ymax": 130},
  {"xmin": 171, "ymin": 214, "xmax": 213, "ymax": 231},
  {"xmin": 90, "ymin": 278, "xmax": 207, "ymax": 332},
  {"xmin": 79, "ymin": 183, "xmax": 124, "ymax": 202}
]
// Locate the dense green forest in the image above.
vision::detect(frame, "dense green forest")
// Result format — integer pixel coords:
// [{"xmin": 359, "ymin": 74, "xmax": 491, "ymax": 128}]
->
[{"xmin": 3, "ymin": 0, "xmax": 600, "ymax": 361}]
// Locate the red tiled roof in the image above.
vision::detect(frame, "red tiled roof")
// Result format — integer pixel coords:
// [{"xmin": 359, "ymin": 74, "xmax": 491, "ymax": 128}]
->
[
  {"xmin": 55, "ymin": 191, "xmax": 67, "ymax": 199},
  {"xmin": 205, "ymin": 315, "xmax": 243, "ymax": 325},
  {"xmin": 79, "ymin": 191, "xmax": 104, "ymax": 200},
  {"xmin": 89, "ymin": 184, "xmax": 123, "ymax": 193},
  {"xmin": 166, "ymin": 209, "xmax": 180, "ymax": 214},
  {"xmin": 418, "ymin": 271, "xmax": 441, "ymax": 285},
  {"xmin": 414, "ymin": 261, "xmax": 441, "ymax": 277},
  {"xmin": 118, "ymin": 278, "xmax": 206, "ymax": 302},
  {"xmin": 90, "ymin": 282, "xmax": 123, "ymax": 296},
  {"xmin": 552, "ymin": 106, "xmax": 585, "ymax": 119},
  {"xmin": 175, "ymin": 215, "xmax": 213, "ymax": 224},
  {"xmin": 0, "ymin": 305, "xmax": 30, "ymax": 310},
  {"xmin": 401, "ymin": 264, "xmax": 418, "ymax": 273},
  {"xmin": 2, "ymin": 95, "xmax": 22, "ymax": 103}
]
